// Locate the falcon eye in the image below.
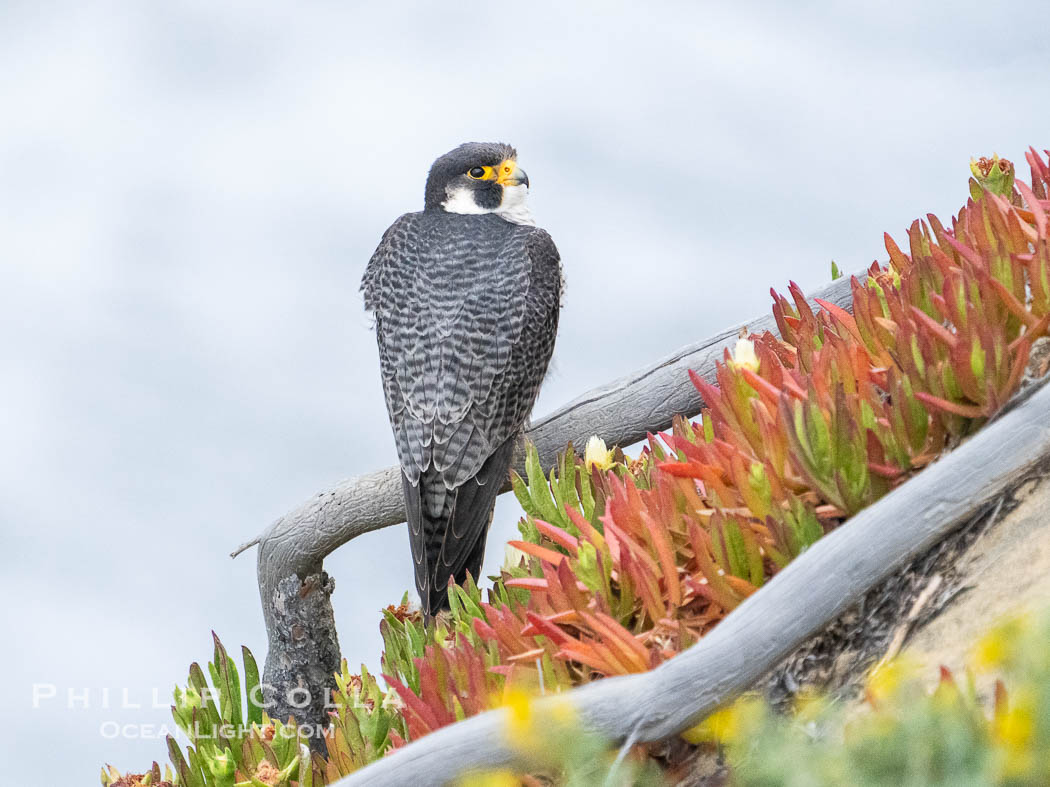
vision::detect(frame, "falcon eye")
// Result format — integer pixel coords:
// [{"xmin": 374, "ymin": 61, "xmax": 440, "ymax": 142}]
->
[{"xmin": 468, "ymin": 167, "xmax": 486, "ymax": 179}]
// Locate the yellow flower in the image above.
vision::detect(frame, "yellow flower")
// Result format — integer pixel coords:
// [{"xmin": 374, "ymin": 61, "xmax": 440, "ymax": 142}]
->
[
  {"xmin": 865, "ymin": 657, "xmax": 917, "ymax": 708},
  {"xmin": 994, "ymin": 693, "xmax": 1038, "ymax": 781},
  {"xmin": 501, "ymin": 689, "xmax": 576, "ymax": 756},
  {"xmin": 455, "ymin": 769, "xmax": 520, "ymax": 787},
  {"xmin": 974, "ymin": 614, "xmax": 1030, "ymax": 671},
  {"xmin": 997, "ymin": 703, "xmax": 1035, "ymax": 750},
  {"xmin": 506, "ymin": 688, "xmax": 531, "ymax": 727},
  {"xmin": 731, "ymin": 337, "xmax": 760, "ymax": 372},
  {"xmin": 681, "ymin": 699, "xmax": 760, "ymax": 745},
  {"xmin": 584, "ymin": 435, "xmax": 615, "ymax": 471},
  {"xmin": 975, "ymin": 632, "xmax": 1007, "ymax": 671},
  {"xmin": 503, "ymin": 688, "xmax": 539, "ymax": 752}
]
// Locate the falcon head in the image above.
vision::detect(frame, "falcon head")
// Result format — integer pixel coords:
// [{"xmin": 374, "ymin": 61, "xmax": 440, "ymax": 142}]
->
[{"xmin": 424, "ymin": 142, "xmax": 533, "ymax": 225}]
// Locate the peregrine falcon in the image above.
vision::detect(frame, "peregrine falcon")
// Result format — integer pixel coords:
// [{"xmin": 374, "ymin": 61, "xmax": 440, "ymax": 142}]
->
[{"xmin": 362, "ymin": 142, "xmax": 562, "ymax": 617}]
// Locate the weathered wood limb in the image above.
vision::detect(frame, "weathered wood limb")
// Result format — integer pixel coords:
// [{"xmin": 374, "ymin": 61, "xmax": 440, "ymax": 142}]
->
[
  {"xmin": 249, "ymin": 272, "xmax": 854, "ymax": 743},
  {"xmin": 242, "ymin": 273, "xmax": 855, "ymax": 568},
  {"xmin": 255, "ymin": 468, "xmax": 402, "ymax": 718},
  {"xmin": 337, "ymin": 378, "xmax": 1050, "ymax": 787},
  {"xmin": 261, "ymin": 573, "xmax": 340, "ymax": 751}
]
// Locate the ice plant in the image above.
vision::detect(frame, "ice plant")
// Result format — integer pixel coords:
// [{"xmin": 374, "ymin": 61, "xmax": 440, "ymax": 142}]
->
[
  {"xmin": 583, "ymin": 435, "xmax": 615, "ymax": 471},
  {"xmin": 712, "ymin": 608, "xmax": 1050, "ymax": 786},
  {"xmin": 104, "ymin": 149, "xmax": 1050, "ymax": 784},
  {"xmin": 970, "ymin": 153, "xmax": 1016, "ymax": 199},
  {"xmin": 373, "ymin": 148, "xmax": 1050, "ymax": 747},
  {"xmin": 730, "ymin": 333, "xmax": 760, "ymax": 371}
]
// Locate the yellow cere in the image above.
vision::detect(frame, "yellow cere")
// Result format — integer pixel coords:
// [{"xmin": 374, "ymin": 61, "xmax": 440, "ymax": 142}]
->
[
  {"xmin": 495, "ymin": 158, "xmax": 518, "ymax": 185},
  {"xmin": 467, "ymin": 159, "xmax": 519, "ymax": 184}
]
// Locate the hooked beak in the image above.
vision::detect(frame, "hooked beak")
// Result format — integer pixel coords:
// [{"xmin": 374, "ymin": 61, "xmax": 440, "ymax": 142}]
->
[{"xmin": 496, "ymin": 160, "xmax": 529, "ymax": 188}]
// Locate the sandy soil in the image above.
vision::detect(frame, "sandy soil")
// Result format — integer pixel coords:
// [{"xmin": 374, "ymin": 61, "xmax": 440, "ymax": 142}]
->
[{"xmin": 901, "ymin": 473, "xmax": 1050, "ymax": 690}]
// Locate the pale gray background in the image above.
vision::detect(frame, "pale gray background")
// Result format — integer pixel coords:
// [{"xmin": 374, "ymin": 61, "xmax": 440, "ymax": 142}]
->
[{"xmin": 2, "ymin": 0, "xmax": 1046, "ymax": 781}]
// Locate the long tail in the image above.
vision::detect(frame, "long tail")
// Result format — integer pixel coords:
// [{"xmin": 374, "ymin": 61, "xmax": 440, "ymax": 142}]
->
[{"xmin": 402, "ymin": 435, "xmax": 517, "ymax": 618}]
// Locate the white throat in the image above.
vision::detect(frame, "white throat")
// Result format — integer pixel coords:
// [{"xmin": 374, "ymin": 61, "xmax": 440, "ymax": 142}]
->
[{"xmin": 441, "ymin": 184, "xmax": 536, "ymax": 226}]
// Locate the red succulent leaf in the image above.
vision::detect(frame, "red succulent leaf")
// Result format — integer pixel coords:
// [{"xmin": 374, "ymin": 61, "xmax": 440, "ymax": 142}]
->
[
  {"xmin": 508, "ymin": 540, "xmax": 567, "ymax": 566},
  {"xmin": 913, "ymin": 391, "xmax": 986, "ymax": 419},
  {"xmin": 534, "ymin": 519, "xmax": 580, "ymax": 555}
]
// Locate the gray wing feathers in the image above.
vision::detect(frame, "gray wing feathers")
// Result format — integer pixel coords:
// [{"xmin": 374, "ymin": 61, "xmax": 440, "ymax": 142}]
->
[
  {"xmin": 363, "ymin": 212, "xmax": 561, "ymax": 616},
  {"xmin": 363, "ymin": 213, "xmax": 560, "ymax": 488}
]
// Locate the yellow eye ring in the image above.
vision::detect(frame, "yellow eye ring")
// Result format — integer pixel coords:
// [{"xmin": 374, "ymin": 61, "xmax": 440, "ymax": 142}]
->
[{"xmin": 468, "ymin": 165, "xmax": 492, "ymax": 180}]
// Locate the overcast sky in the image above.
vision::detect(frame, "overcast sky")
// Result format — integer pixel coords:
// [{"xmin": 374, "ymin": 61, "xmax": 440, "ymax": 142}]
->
[{"xmin": 3, "ymin": 1, "xmax": 1047, "ymax": 781}]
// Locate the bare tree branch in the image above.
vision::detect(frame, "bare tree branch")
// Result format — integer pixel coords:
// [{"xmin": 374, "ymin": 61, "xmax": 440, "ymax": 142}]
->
[
  {"xmin": 261, "ymin": 573, "xmax": 340, "ymax": 754},
  {"xmin": 336, "ymin": 377, "xmax": 1050, "ymax": 786},
  {"xmin": 249, "ymin": 272, "xmax": 856, "ymax": 735},
  {"xmin": 242, "ymin": 273, "xmax": 854, "ymax": 565}
]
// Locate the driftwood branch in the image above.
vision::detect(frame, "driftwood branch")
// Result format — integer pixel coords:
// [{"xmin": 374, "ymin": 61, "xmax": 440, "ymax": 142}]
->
[
  {"xmin": 238, "ymin": 273, "xmax": 855, "ymax": 564},
  {"xmin": 337, "ymin": 377, "xmax": 1050, "ymax": 786},
  {"xmin": 261, "ymin": 573, "xmax": 340, "ymax": 754},
  {"xmin": 248, "ymin": 273, "xmax": 855, "ymax": 733}
]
